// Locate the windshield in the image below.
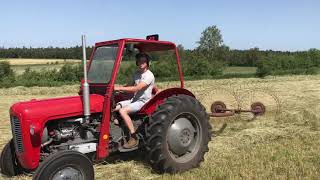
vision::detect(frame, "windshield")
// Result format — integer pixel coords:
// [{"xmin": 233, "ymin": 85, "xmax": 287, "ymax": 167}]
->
[{"xmin": 88, "ymin": 44, "xmax": 118, "ymax": 83}]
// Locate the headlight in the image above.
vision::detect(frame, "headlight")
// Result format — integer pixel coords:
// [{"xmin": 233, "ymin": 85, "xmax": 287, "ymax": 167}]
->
[{"xmin": 30, "ymin": 125, "xmax": 35, "ymax": 135}]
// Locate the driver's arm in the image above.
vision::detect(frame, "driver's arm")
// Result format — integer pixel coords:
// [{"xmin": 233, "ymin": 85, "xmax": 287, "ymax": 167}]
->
[{"xmin": 114, "ymin": 82, "xmax": 147, "ymax": 93}]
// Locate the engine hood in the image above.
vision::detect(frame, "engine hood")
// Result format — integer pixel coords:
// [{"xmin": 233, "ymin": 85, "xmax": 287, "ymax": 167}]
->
[{"xmin": 10, "ymin": 94, "xmax": 105, "ymax": 121}]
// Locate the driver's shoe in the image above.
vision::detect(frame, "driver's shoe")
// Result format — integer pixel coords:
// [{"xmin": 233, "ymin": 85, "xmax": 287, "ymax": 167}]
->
[{"xmin": 123, "ymin": 137, "xmax": 138, "ymax": 149}]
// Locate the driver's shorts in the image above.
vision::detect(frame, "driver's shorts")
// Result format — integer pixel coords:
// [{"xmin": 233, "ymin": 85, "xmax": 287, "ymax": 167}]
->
[{"xmin": 117, "ymin": 99, "xmax": 146, "ymax": 113}]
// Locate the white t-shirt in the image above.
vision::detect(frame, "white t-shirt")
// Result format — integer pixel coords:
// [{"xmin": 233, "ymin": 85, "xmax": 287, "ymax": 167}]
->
[{"xmin": 131, "ymin": 69, "xmax": 155, "ymax": 103}]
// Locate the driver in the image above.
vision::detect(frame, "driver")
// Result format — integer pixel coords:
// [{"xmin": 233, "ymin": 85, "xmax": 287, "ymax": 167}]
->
[{"xmin": 114, "ymin": 53, "xmax": 155, "ymax": 149}]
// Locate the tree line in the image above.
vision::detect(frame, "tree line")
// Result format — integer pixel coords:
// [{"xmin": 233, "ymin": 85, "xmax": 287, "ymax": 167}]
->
[
  {"xmin": 1, "ymin": 45, "xmax": 319, "ymax": 68},
  {"xmin": 0, "ymin": 46, "xmax": 93, "ymax": 60}
]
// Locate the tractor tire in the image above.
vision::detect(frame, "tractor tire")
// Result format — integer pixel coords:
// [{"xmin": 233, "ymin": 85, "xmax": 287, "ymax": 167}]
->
[
  {"xmin": 33, "ymin": 150, "xmax": 94, "ymax": 180},
  {"xmin": 146, "ymin": 94, "xmax": 212, "ymax": 173},
  {"xmin": 0, "ymin": 139, "xmax": 23, "ymax": 176}
]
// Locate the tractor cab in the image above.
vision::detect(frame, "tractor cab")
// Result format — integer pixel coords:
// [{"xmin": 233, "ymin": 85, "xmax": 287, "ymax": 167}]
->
[{"xmin": 84, "ymin": 36, "xmax": 185, "ymax": 115}]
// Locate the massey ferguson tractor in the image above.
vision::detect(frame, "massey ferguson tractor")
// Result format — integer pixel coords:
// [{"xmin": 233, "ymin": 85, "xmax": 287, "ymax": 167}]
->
[
  {"xmin": 0, "ymin": 35, "xmax": 213, "ymax": 179},
  {"xmin": 0, "ymin": 35, "xmax": 265, "ymax": 179}
]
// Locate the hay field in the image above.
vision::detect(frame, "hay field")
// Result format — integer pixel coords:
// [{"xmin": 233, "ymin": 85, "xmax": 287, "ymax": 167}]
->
[
  {"xmin": 0, "ymin": 75, "xmax": 320, "ymax": 179},
  {"xmin": 0, "ymin": 58, "xmax": 80, "ymax": 74},
  {"xmin": 1, "ymin": 58, "xmax": 255, "ymax": 76},
  {"xmin": 223, "ymin": 66, "xmax": 257, "ymax": 75},
  {"xmin": 1, "ymin": 59, "xmax": 80, "ymax": 65}
]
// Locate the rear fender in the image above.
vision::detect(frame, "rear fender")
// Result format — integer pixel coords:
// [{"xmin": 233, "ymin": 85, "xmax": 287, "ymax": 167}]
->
[{"xmin": 138, "ymin": 88, "xmax": 195, "ymax": 115}]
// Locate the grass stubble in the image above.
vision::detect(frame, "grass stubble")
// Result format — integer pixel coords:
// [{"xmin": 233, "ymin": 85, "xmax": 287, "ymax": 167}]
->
[{"xmin": 0, "ymin": 75, "xmax": 319, "ymax": 179}]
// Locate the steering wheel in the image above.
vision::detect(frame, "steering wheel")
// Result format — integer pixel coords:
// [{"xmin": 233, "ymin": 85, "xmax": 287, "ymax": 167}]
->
[
  {"xmin": 111, "ymin": 90, "xmax": 126, "ymax": 109},
  {"xmin": 113, "ymin": 90, "xmax": 126, "ymax": 96}
]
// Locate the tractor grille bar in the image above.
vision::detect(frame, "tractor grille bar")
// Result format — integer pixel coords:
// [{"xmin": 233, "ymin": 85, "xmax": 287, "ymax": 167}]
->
[{"xmin": 10, "ymin": 116, "xmax": 24, "ymax": 153}]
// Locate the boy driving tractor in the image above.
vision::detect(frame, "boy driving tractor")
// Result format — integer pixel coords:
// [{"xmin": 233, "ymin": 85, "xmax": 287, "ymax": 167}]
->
[{"xmin": 114, "ymin": 53, "xmax": 155, "ymax": 149}]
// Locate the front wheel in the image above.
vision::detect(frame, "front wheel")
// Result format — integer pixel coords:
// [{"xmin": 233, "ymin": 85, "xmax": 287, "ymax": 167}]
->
[
  {"xmin": 146, "ymin": 95, "xmax": 212, "ymax": 173},
  {"xmin": 33, "ymin": 150, "xmax": 94, "ymax": 180},
  {"xmin": 0, "ymin": 139, "xmax": 23, "ymax": 176}
]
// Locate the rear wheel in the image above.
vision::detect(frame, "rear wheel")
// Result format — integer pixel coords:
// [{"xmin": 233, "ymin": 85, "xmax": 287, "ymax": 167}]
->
[
  {"xmin": 0, "ymin": 139, "xmax": 23, "ymax": 176},
  {"xmin": 33, "ymin": 150, "xmax": 94, "ymax": 180},
  {"xmin": 146, "ymin": 95, "xmax": 212, "ymax": 173}
]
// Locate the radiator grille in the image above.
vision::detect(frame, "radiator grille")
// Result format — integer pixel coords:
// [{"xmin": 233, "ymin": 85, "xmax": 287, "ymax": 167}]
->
[{"xmin": 10, "ymin": 116, "xmax": 24, "ymax": 153}]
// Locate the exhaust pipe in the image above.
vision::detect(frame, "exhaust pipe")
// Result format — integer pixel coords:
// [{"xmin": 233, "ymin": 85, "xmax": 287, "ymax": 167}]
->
[{"xmin": 82, "ymin": 35, "xmax": 90, "ymax": 122}]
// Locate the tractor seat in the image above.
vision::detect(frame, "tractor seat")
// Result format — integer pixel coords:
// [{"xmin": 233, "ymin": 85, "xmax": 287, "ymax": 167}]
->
[{"xmin": 151, "ymin": 86, "xmax": 159, "ymax": 96}]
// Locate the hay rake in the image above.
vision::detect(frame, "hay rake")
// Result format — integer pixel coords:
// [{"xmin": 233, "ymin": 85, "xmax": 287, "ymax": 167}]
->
[{"xmin": 209, "ymin": 101, "xmax": 266, "ymax": 118}]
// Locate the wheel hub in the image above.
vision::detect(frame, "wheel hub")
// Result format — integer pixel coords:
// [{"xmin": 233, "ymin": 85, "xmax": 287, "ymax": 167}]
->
[
  {"xmin": 180, "ymin": 129, "xmax": 192, "ymax": 145},
  {"xmin": 52, "ymin": 167, "xmax": 83, "ymax": 180},
  {"xmin": 168, "ymin": 117, "xmax": 196, "ymax": 156}
]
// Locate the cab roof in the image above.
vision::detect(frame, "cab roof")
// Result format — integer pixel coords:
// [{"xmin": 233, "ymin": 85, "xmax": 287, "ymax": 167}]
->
[{"xmin": 95, "ymin": 38, "xmax": 177, "ymax": 52}]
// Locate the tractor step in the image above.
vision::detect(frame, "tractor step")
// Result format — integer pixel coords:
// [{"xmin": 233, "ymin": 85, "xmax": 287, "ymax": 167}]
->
[{"xmin": 118, "ymin": 146, "xmax": 138, "ymax": 152}]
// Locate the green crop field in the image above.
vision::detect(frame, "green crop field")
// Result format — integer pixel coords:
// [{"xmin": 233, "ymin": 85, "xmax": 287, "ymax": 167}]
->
[{"xmin": 0, "ymin": 75, "xmax": 319, "ymax": 179}]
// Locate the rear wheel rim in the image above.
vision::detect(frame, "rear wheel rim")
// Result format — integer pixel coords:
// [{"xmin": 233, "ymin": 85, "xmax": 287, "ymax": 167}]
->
[
  {"xmin": 167, "ymin": 112, "xmax": 202, "ymax": 163},
  {"xmin": 52, "ymin": 166, "xmax": 84, "ymax": 180}
]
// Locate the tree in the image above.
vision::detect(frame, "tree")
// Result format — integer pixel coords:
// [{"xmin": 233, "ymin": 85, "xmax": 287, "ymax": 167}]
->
[
  {"xmin": 246, "ymin": 47, "xmax": 260, "ymax": 66},
  {"xmin": 308, "ymin": 48, "xmax": 320, "ymax": 66},
  {"xmin": 0, "ymin": 61, "xmax": 14, "ymax": 78},
  {"xmin": 197, "ymin": 25, "xmax": 223, "ymax": 51}
]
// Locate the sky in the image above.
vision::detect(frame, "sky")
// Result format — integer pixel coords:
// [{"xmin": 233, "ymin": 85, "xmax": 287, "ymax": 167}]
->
[{"xmin": 0, "ymin": 0, "xmax": 319, "ymax": 51}]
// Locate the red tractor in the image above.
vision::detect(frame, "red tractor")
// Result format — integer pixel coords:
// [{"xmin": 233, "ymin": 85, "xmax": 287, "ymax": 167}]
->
[{"xmin": 0, "ymin": 35, "xmax": 212, "ymax": 179}]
